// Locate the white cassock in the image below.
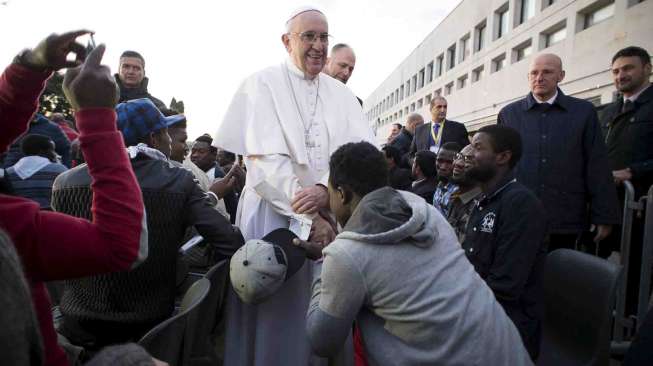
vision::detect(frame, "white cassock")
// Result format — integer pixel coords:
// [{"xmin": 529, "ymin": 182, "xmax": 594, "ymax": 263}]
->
[{"xmin": 214, "ymin": 58, "xmax": 375, "ymax": 366}]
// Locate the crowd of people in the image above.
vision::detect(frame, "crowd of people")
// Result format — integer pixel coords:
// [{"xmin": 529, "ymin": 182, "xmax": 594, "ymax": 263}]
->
[{"xmin": 0, "ymin": 5, "xmax": 652, "ymax": 366}]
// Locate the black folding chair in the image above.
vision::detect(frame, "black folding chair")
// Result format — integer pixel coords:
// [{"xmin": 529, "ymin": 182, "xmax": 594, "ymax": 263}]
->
[
  {"xmin": 138, "ymin": 278, "xmax": 210, "ymax": 366},
  {"xmin": 538, "ymin": 249, "xmax": 622, "ymax": 366}
]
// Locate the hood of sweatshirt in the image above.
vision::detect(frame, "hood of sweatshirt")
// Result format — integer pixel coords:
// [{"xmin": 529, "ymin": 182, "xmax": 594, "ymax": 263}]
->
[{"xmin": 338, "ymin": 186, "xmax": 437, "ymax": 248}]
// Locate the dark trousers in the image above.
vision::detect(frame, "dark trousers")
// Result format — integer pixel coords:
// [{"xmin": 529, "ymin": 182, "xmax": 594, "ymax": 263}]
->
[{"xmin": 59, "ymin": 315, "xmax": 163, "ymax": 361}]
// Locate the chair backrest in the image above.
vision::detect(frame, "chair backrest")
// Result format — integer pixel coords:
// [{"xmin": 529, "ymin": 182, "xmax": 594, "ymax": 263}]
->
[
  {"xmin": 538, "ymin": 249, "xmax": 622, "ymax": 366},
  {"xmin": 138, "ymin": 278, "xmax": 210, "ymax": 366},
  {"xmin": 190, "ymin": 260, "xmax": 230, "ymax": 361}
]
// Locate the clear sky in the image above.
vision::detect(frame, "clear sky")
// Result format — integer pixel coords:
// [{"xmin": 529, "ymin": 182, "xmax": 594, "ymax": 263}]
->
[{"xmin": 0, "ymin": 0, "xmax": 460, "ymax": 139}]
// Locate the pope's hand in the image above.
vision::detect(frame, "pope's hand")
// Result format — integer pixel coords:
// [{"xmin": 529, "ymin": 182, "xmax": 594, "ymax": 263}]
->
[{"xmin": 291, "ymin": 185, "xmax": 328, "ymax": 214}]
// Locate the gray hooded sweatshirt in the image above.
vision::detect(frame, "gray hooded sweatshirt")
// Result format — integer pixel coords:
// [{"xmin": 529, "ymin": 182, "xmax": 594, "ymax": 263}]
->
[{"xmin": 307, "ymin": 187, "xmax": 533, "ymax": 366}]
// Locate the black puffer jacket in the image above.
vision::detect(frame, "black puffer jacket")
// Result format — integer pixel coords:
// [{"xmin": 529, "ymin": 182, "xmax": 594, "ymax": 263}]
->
[
  {"xmin": 52, "ymin": 154, "xmax": 243, "ymax": 327},
  {"xmin": 115, "ymin": 75, "xmax": 168, "ymax": 112}
]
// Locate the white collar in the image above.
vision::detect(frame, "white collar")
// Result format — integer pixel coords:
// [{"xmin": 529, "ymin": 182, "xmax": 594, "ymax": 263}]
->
[
  {"xmin": 285, "ymin": 58, "xmax": 318, "ymax": 82},
  {"xmin": 624, "ymin": 84, "xmax": 651, "ymax": 103},
  {"xmin": 534, "ymin": 90, "xmax": 558, "ymax": 105},
  {"xmin": 11, "ymin": 155, "xmax": 52, "ymax": 180}
]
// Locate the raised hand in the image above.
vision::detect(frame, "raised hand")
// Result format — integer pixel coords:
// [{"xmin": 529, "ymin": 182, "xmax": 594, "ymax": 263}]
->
[
  {"xmin": 21, "ymin": 30, "xmax": 93, "ymax": 71},
  {"xmin": 62, "ymin": 44, "xmax": 120, "ymax": 110},
  {"xmin": 292, "ymin": 185, "xmax": 329, "ymax": 214}
]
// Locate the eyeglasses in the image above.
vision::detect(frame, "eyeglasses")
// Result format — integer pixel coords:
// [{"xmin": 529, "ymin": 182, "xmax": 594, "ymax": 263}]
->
[
  {"xmin": 455, "ymin": 153, "xmax": 475, "ymax": 163},
  {"xmin": 289, "ymin": 31, "xmax": 332, "ymax": 44}
]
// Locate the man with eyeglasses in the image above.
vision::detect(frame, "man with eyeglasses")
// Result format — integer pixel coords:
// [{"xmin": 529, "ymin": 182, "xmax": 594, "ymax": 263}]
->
[
  {"xmin": 447, "ymin": 144, "xmax": 482, "ymax": 243},
  {"xmin": 213, "ymin": 6, "xmax": 374, "ymax": 366}
]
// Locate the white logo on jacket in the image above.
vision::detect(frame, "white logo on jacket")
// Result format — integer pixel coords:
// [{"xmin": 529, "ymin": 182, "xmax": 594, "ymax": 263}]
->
[{"xmin": 480, "ymin": 212, "xmax": 496, "ymax": 233}]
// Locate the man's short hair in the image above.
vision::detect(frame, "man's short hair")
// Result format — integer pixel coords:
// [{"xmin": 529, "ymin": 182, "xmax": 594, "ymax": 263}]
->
[
  {"xmin": 440, "ymin": 142, "xmax": 462, "ymax": 153},
  {"xmin": 415, "ymin": 150, "xmax": 437, "ymax": 178},
  {"xmin": 20, "ymin": 134, "xmax": 53, "ymax": 156},
  {"xmin": 478, "ymin": 125, "xmax": 523, "ymax": 168},
  {"xmin": 195, "ymin": 134, "xmax": 217, "ymax": 153},
  {"xmin": 329, "ymin": 142, "xmax": 388, "ymax": 197},
  {"xmin": 219, "ymin": 150, "xmax": 236, "ymax": 164},
  {"xmin": 120, "ymin": 50, "xmax": 145, "ymax": 68},
  {"xmin": 331, "ymin": 43, "xmax": 351, "ymax": 54},
  {"xmin": 612, "ymin": 46, "xmax": 651, "ymax": 66},
  {"xmin": 392, "ymin": 123, "xmax": 402, "ymax": 130},
  {"xmin": 430, "ymin": 96, "xmax": 447, "ymax": 108},
  {"xmin": 382, "ymin": 145, "xmax": 402, "ymax": 166}
]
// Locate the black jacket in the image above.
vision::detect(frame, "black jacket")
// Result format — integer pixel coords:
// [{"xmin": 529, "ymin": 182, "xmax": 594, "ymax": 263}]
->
[
  {"xmin": 409, "ymin": 119, "xmax": 469, "ymax": 156},
  {"xmin": 600, "ymin": 85, "xmax": 653, "ymax": 197},
  {"xmin": 387, "ymin": 166, "xmax": 413, "ymax": 191},
  {"xmin": 388, "ymin": 127, "xmax": 413, "ymax": 157},
  {"xmin": 462, "ymin": 174, "xmax": 547, "ymax": 360},
  {"xmin": 498, "ymin": 90, "xmax": 620, "ymax": 234},
  {"xmin": 52, "ymin": 154, "xmax": 243, "ymax": 330},
  {"xmin": 115, "ymin": 75, "xmax": 168, "ymax": 112},
  {"xmin": 410, "ymin": 177, "xmax": 438, "ymax": 204}
]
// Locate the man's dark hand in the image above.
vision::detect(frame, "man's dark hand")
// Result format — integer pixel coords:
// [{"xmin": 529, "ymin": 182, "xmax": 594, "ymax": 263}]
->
[
  {"xmin": 20, "ymin": 30, "xmax": 92, "ymax": 72},
  {"xmin": 209, "ymin": 164, "xmax": 240, "ymax": 199},
  {"xmin": 63, "ymin": 44, "xmax": 120, "ymax": 110},
  {"xmin": 293, "ymin": 238, "xmax": 324, "ymax": 260}
]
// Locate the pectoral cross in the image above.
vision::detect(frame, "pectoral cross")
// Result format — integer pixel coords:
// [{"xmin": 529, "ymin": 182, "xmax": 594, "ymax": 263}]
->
[{"xmin": 305, "ymin": 131, "xmax": 316, "ymax": 148}]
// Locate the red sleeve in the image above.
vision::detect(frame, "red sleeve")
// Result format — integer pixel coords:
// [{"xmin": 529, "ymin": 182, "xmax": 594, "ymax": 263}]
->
[
  {"xmin": 3, "ymin": 109, "xmax": 145, "ymax": 281},
  {"xmin": 0, "ymin": 63, "xmax": 51, "ymax": 153}
]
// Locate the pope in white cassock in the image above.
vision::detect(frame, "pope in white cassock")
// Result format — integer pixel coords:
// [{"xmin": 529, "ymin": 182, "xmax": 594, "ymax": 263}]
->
[{"xmin": 213, "ymin": 7, "xmax": 375, "ymax": 366}]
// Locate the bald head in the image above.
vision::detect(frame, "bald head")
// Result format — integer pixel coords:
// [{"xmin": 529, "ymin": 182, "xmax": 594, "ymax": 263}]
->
[
  {"xmin": 528, "ymin": 53, "xmax": 565, "ymax": 101},
  {"xmin": 282, "ymin": 10, "xmax": 329, "ymax": 79},
  {"xmin": 324, "ymin": 44, "xmax": 356, "ymax": 84},
  {"xmin": 406, "ymin": 113, "xmax": 424, "ymax": 133}
]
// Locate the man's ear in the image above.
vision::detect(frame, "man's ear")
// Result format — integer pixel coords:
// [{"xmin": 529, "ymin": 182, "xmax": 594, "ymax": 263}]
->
[
  {"xmin": 282, "ymin": 34, "xmax": 291, "ymax": 52},
  {"xmin": 339, "ymin": 186, "xmax": 352, "ymax": 205},
  {"xmin": 496, "ymin": 150, "xmax": 512, "ymax": 167},
  {"xmin": 145, "ymin": 132, "xmax": 157, "ymax": 148}
]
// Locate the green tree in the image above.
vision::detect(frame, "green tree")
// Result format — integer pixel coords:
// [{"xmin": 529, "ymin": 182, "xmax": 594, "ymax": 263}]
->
[{"xmin": 38, "ymin": 71, "xmax": 74, "ymax": 120}]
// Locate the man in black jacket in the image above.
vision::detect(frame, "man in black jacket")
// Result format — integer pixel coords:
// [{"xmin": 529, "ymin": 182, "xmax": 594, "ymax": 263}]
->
[
  {"xmin": 600, "ymin": 46, "xmax": 653, "ymax": 313},
  {"xmin": 462, "ymin": 125, "xmax": 547, "ymax": 360},
  {"xmin": 409, "ymin": 96, "xmax": 469, "ymax": 156},
  {"xmin": 389, "ymin": 113, "xmax": 423, "ymax": 158},
  {"xmin": 52, "ymin": 98, "xmax": 243, "ymax": 356},
  {"xmin": 115, "ymin": 50, "xmax": 168, "ymax": 112},
  {"xmin": 410, "ymin": 150, "xmax": 438, "ymax": 204},
  {"xmin": 498, "ymin": 53, "xmax": 619, "ymax": 251}
]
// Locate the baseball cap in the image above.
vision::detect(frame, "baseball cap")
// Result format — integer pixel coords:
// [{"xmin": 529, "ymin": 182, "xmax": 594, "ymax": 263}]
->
[
  {"xmin": 230, "ymin": 228, "xmax": 306, "ymax": 305},
  {"xmin": 116, "ymin": 98, "xmax": 185, "ymax": 146}
]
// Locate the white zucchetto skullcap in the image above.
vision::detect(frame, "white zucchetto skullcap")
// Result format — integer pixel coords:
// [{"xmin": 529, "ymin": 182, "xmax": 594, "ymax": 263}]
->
[{"xmin": 285, "ymin": 6, "xmax": 324, "ymax": 25}]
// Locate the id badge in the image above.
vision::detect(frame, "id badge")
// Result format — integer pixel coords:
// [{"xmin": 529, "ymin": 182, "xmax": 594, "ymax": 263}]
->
[
  {"xmin": 289, "ymin": 215, "xmax": 312, "ymax": 241},
  {"xmin": 430, "ymin": 145, "xmax": 440, "ymax": 154}
]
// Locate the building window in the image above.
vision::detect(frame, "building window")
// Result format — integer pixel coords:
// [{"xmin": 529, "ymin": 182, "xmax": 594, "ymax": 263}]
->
[
  {"xmin": 399, "ymin": 110, "xmax": 403, "ymax": 118},
  {"xmin": 444, "ymin": 82, "xmax": 454, "ymax": 95},
  {"xmin": 427, "ymin": 62, "xmax": 434, "ymax": 83},
  {"xmin": 400, "ymin": 85, "xmax": 405, "ymax": 100},
  {"xmin": 492, "ymin": 53, "xmax": 507, "ymax": 73},
  {"xmin": 475, "ymin": 21, "xmax": 487, "ymax": 52},
  {"xmin": 543, "ymin": 0, "xmax": 557, "ymax": 8},
  {"xmin": 410, "ymin": 103, "xmax": 416, "ymax": 112},
  {"xmin": 411, "ymin": 75, "xmax": 417, "ymax": 93},
  {"xmin": 436, "ymin": 54, "xmax": 444, "ymax": 77},
  {"xmin": 434, "ymin": 88, "xmax": 442, "ymax": 97},
  {"xmin": 404, "ymin": 107, "xmax": 409, "ymax": 116},
  {"xmin": 542, "ymin": 23, "xmax": 566, "ymax": 48},
  {"xmin": 460, "ymin": 34, "xmax": 470, "ymax": 62},
  {"xmin": 472, "ymin": 65, "xmax": 485, "ymax": 82},
  {"xmin": 425, "ymin": 94, "xmax": 432, "ymax": 105},
  {"xmin": 418, "ymin": 68, "xmax": 425, "ymax": 89},
  {"xmin": 406, "ymin": 80, "xmax": 411, "ymax": 96},
  {"xmin": 457, "ymin": 74, "xmax": 468, "ymax": 89},
  {"xmin": 417, "ymin": 99, "xmax": 423, "ymax": 109},
  {"xmin": 582, "ymin": 2, "xmax": 615, "ymax": 29},
  {"xmin": 628, "ymin": 0, "xmax": 647, "ymax": 6},
  {"xmin": 513, "ymin": 40, "xmax": 533, "ymax": 62},
  {"xmin": 447, "ymin": 44, "xmax": 456, "ymax": 70},
  {"xmin": 520, "ymin": 0, "xmax": 536, "ymax": 24},
  {"xmin": 495, "ymin": 4, "xmax": 510, "ymax": 39}
]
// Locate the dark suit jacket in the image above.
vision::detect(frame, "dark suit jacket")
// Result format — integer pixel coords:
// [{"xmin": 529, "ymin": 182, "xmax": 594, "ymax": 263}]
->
[
  {"xmin": 409, "ymin": 119, "xmax": 469, "ymax": 156},
  {"xmin": 410, "ymin": 177, "xmax": 438, "ymax": 204},
  {"xmin": 600, "ymin": 85, "xmax": 653, "ymax": 197}
]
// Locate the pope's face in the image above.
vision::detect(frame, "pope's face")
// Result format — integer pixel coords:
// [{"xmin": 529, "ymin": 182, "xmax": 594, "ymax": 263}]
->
[{"xmin": 283, "ymin": 11, "xmax": 329, "ymax": 78}]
